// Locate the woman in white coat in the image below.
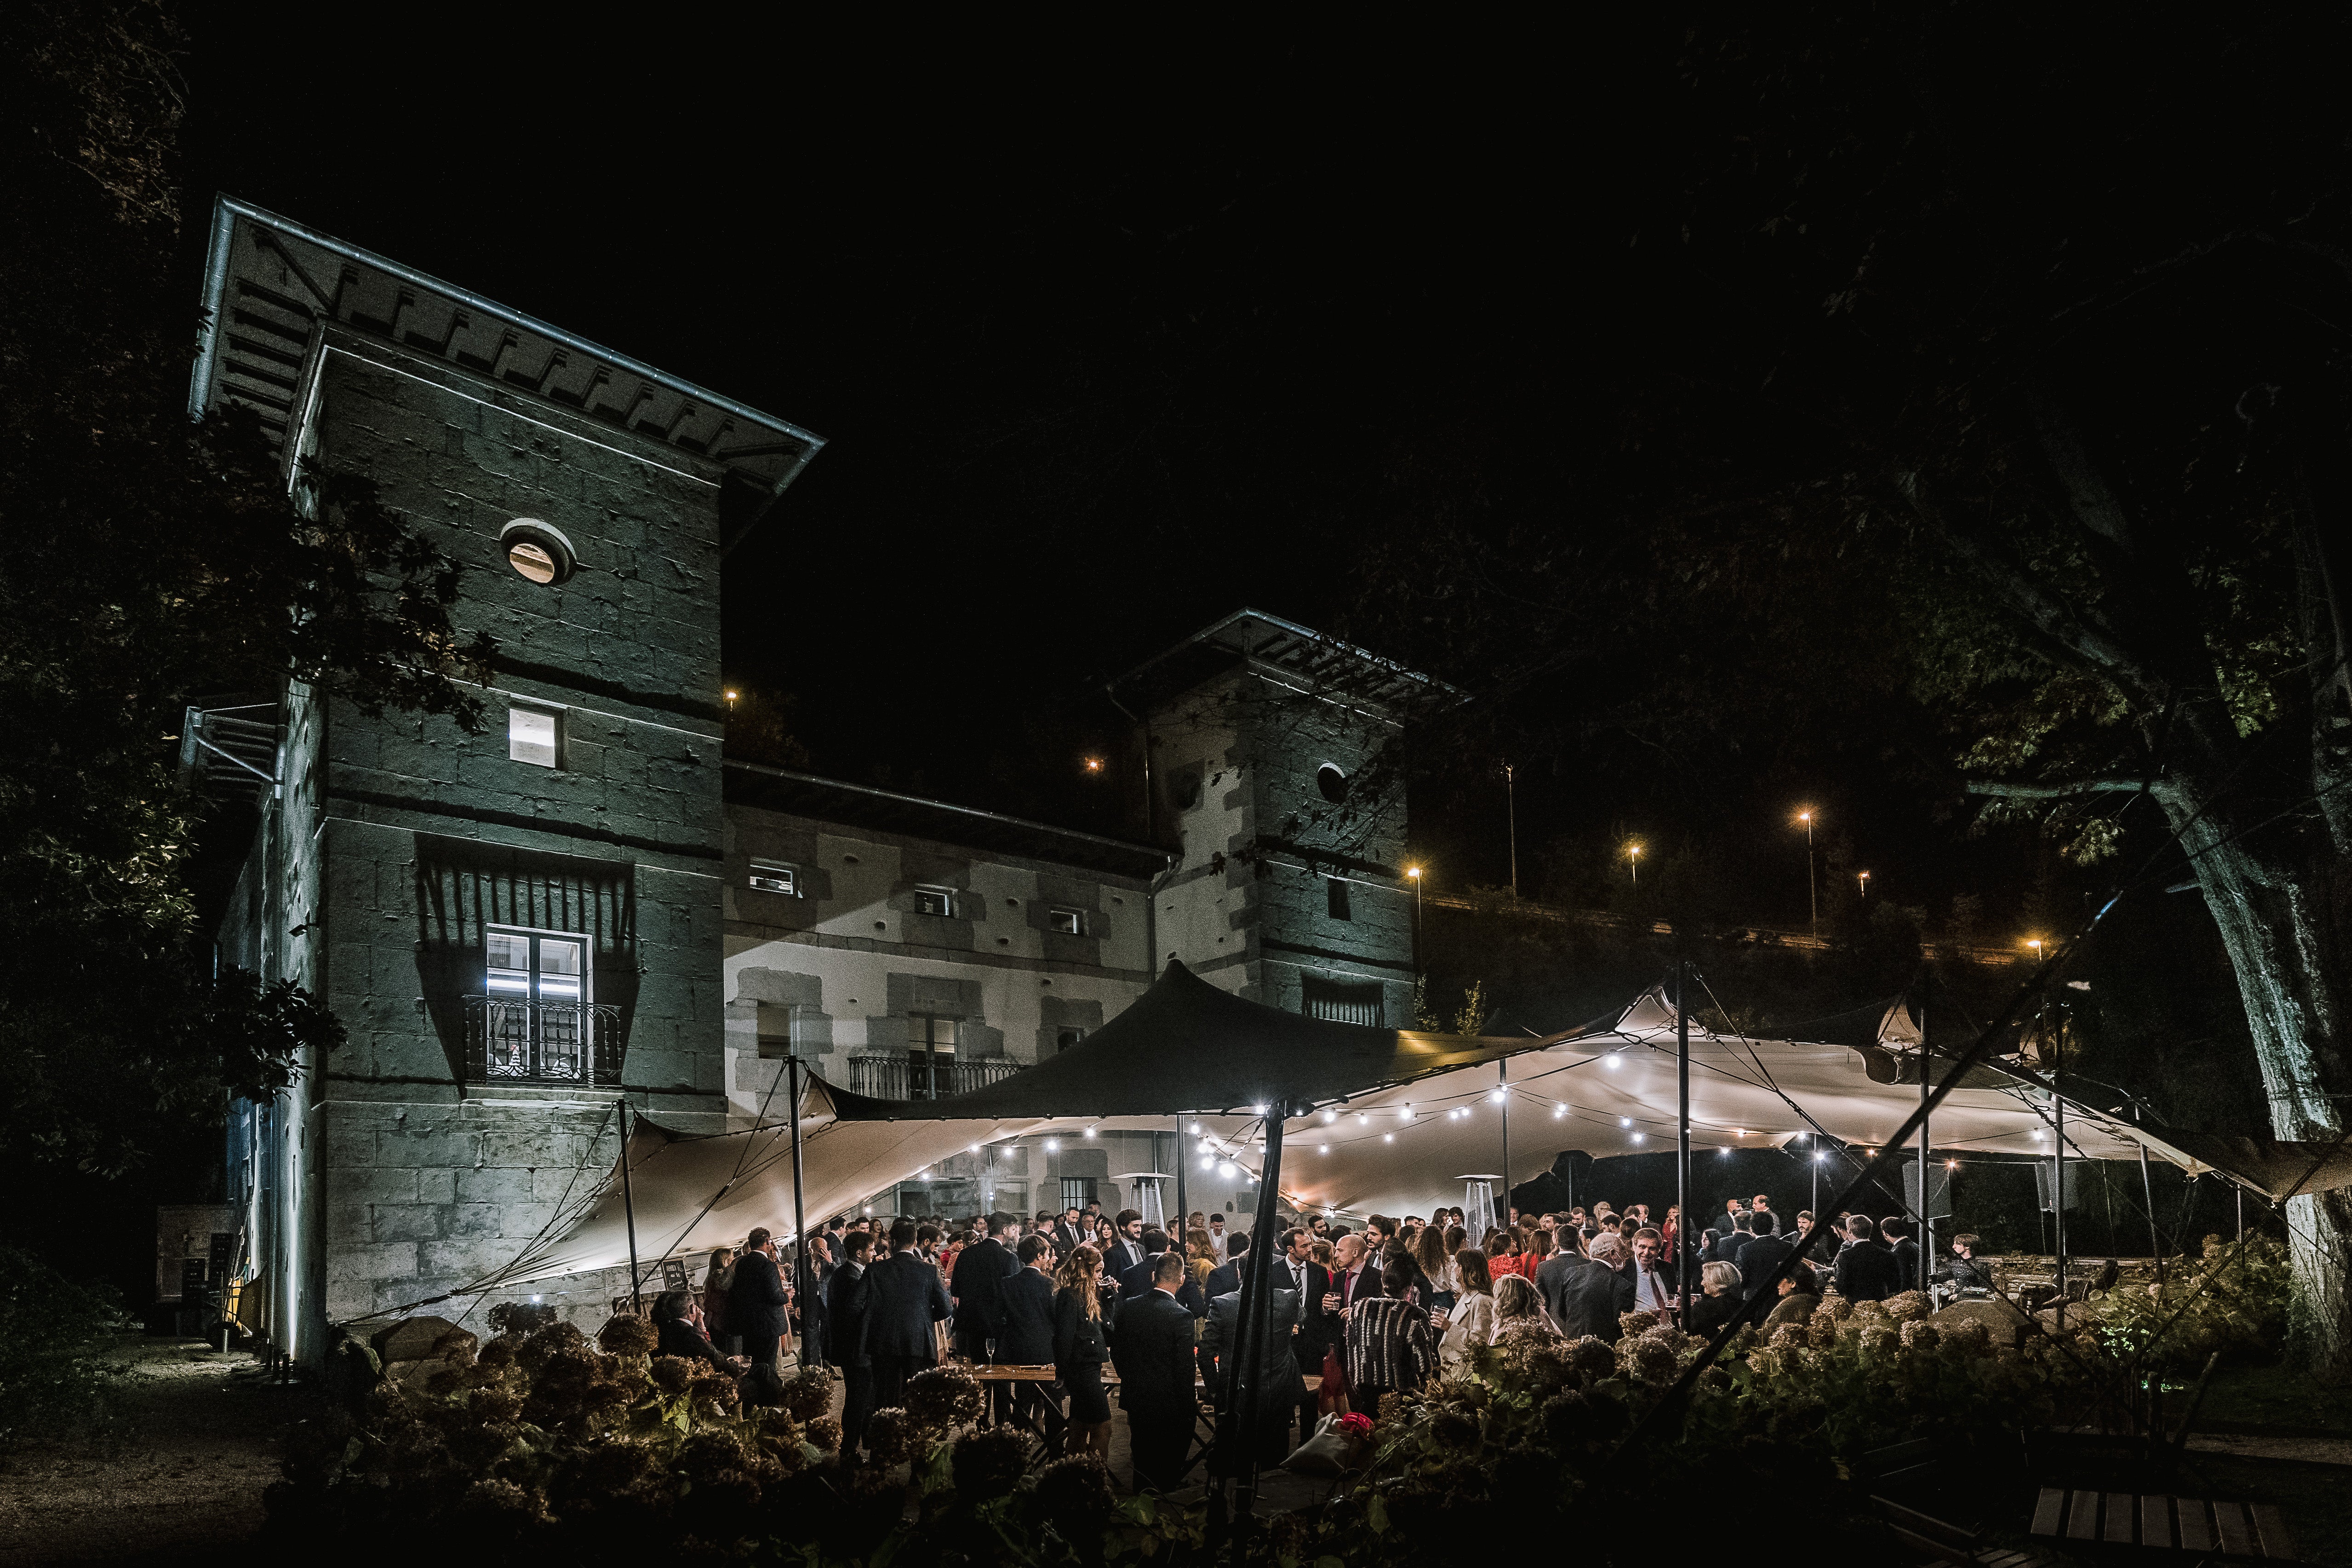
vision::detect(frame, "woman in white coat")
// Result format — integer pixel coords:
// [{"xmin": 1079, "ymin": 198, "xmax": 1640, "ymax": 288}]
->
[{"xmin": 1437, "ymin": 1248, "xmax": 1500, "ymax": 1374}]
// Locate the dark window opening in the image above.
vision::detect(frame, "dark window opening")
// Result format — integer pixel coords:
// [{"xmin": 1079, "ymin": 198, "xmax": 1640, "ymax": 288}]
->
[
  {"xmin": 915, "ymin": 885, "xmax": 956, "ymax": 917},
  {"xmin": 1049, "ymin": 907, "xmax": 1083, "ymax": 936},
  {"xmin": 1326, "ymin": 877, "xmax": 1351, "ymax": 921},
  {"xmin": 1316, "ymin": 763, "xmax": 1349, "ymax": 803},
  {"xmin": 1302, "ymin": 975, "xmax": 1383, "ymax": 1027},
  {"xmin": 908, "ymin": 1014, "xmax": 959, "ymax": 1099},
  {"xmin": 1056, "ymin": 1027, "xmax": 1087, "ymax": 1052},
  {"xmin": 748, "ymin": 861, "xmax": 797, "ymax": 895},
  {"xmin": 1059, "ymin": 1176, "xmax": 1098, "ymax": 1211}
]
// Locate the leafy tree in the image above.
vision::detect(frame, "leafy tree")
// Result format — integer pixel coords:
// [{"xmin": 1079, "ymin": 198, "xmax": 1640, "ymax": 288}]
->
[
  {"xmin": 1, "ymin": 1, "xmax": 490, "ymax": 1179},
  {"xmin": 1351, "ymin": 13, "xmax": 2352, "ymax": 1373}
]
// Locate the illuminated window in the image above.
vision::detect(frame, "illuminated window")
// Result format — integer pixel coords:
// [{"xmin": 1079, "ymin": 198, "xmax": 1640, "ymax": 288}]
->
[
  {"xmin": 500, "ymin": 519, "xmax": 577, "ymax": 584},
  {"xmin": 908, "ymin": 1014, "xmax": 959, "ymax": 1099},
  {"xmin": 748, "ymin": 861, "xmax": 798, "ymax": 895},
  {"xmin": 915, "ymin": 885, "xmax": 956, "ymax": 917},
  {"xmin": 1048, "ymin": 907, "xmax": 1083, "ymax": 936},
  {"xmin": 508, "ymin": 706, "xmax": 560, "ymax": 768}
]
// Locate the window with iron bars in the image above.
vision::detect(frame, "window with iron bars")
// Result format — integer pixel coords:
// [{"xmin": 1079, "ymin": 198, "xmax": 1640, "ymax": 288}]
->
[{"xmin": 467, "ymin": 927, "xmax": 618, "ymax": 1085}]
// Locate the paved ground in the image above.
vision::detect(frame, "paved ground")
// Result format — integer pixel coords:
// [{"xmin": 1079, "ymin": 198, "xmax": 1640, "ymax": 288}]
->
[{"xmin": 0, "ymin": 1337, "xmax": 311, "ymax": 1568}]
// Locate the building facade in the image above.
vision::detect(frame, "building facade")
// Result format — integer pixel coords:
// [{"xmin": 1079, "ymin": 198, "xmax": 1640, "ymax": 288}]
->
[{"xmin": 197, "ymin": 202, "xmax": 1424, "ymax": 1360}]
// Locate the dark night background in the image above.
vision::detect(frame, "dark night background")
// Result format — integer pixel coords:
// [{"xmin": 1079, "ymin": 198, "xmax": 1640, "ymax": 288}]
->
[{"xmin": 40, "ymin": 8, "xmax": 2279, "ymax": 1295}]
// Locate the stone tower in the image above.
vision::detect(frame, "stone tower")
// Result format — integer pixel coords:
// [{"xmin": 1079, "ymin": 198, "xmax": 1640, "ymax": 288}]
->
[
  {"xmin": 196, "ymin": 199, "xmax": 821, "ymax": 1358},
  {"xmin": 1115, "ymin": 611, "xmax": 1436, "ymax": 1028}
]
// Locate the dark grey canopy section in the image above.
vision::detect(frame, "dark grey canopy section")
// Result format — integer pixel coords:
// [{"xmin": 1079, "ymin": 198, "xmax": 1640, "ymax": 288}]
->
[{"xmin": 822, "ymin": 960, "xmax": 1529, "ymax": 1122}]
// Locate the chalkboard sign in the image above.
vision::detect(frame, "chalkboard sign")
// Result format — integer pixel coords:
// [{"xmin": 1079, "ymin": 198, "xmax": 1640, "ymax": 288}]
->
[
  {"xmin": 181, "ymin": 1257, "xmax": 209, "ymax": 1295},
  {"xmin": 659, "ymin": 1258, "xmax": 689, "ymax": 1291}
]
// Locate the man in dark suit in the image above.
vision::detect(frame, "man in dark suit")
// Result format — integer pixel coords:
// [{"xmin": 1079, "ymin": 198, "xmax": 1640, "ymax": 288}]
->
[
  {"xmin": 1735, "ymin": 1221, "xmax": 1793, "ymax": 1301},
  {"xmin": 1199, "ymin": 1274, "xmax": 1305, "ymax": 1468},
  {"xmin": 732, "ymin": 1227, "xmax": 789, "ymax": 1372},
  {"xmin": 828, "ymin": 1230, "xmax": 876, "ymax": 1454},
  {"xmin": 1714, "ymin": 1212, "xmax": 1758, "ymax": 1272},
  {"xmin": 1112, "ymin": 1252, "xmax": 1201, "ymax": 1493},
  {"xmin": 1001, "ymin": 1234, "xmax": 1064, "ymax": 1450},
  {"xmin": 1883, "ymin": 1216, "xmax": 1921, "ymax": 1292},
  {"xmin": 1538, "ymin": 1242, "xmax": 1635, "ymax": 1341},
  {"xmin": 865, "ymin": 1218, "xmax": 952, "ymax": 1410},
  {"xmin": 1272, "ymin": 1226, "xmax": 1331, "ymax": 1442},
  {"xmin": 1203, "ymin": 1232, "xmax": 1250, "ymax": 1299},
  {"xmin": 1054, "ymin": 1208, "xmax": 1087, "ymax": 1254},
  {"xmin": 1834, "ymin": 1214, "xmax": 1902, "ymax": 1303},
  {"xmin": 1118, "ymin": 1228, "xmax": 1171, "ymax": 1299},
  {"xmin": 1106, "ymin": 1208, "xmax": 1149, "ymax": 1282},
  {"xmin": 950, "ymin": 1213, "xmax": 1021, "ymax": 1360}
]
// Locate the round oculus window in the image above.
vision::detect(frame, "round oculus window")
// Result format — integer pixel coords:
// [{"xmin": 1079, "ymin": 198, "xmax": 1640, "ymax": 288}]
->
[
  {"xmin": 500, "ymin": 519, "xmax": 578, "ymax": 585},
  {"xmin": 1316, "ymin": 763, "xmax": 1350, "ymax": 803}
]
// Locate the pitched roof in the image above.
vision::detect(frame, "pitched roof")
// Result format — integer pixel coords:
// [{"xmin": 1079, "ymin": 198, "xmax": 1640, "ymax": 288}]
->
[{"xmin": 188, "ymin": 196, "xmax": 823, "ymax": 531}]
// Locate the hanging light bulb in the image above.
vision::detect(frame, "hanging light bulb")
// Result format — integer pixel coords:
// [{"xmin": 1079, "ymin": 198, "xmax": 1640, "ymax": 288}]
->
[
  {"xmin": 1631, "ymin": 1133, "xmax": 1645, "ymax": 1144},
  {"xmin": 1619, "ymin": 1116, "xmax": 1632, "ymax": 1128},
  {"xmin": 1383, "ymin": 1133, "xmax": 1394, "ymax": 1143},
  {"xmin": 1606, "ymin": 1054, "xmax": 1622, "ymax": 1070},
  {"xmin": 1219, "ymin": 1161, "xmax": 1236, "ymax": 1177},
  {"xmin": 1488, "ymin": 1087, "xmax": 1506, "ymax": 1103},
  {"xmin": 1400, "ymin": 1105, "xmax": 1415, "ymax": 1121},
  {"xmin": 1319, "ymin": 1144, "xmax": 1330, "ymax": 1155},
  {"xmin": 1553, "ymin": 1103, "xmax": 1567, "ymax": 1118},
  {"xmin": 1045, "ymin": 1138, "xmax": 1060, "ymax": 1152},
  {"xmin": 1322, "ymin": 1109, "xmax": 1337, "ymax": 1124},
  {"xmin": 1190, "ymin": 1122, "xmax": 1202, "ymax": 1134}
]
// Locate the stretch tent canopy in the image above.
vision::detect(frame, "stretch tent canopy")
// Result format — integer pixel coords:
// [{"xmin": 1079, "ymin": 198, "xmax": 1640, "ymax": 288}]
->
[{"xmin": 503, "ymin": 962, "xmax": 2330, "ymax": 1288}]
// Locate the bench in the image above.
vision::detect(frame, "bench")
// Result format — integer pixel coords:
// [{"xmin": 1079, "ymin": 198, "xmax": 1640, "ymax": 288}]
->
[{"xmin": 2029, "ymin": 1488, "xmax": 2299, "ymax": 1560}]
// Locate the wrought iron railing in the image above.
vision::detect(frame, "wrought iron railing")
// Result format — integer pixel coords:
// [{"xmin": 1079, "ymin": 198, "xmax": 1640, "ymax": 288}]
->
[
  {"xmin": 840, "ymin": 1053, "xmax": 1023, "ymax": 1101},
  {"xmin": 464, "ymin": 996, "xmax": 622, "ymax": 1087}
]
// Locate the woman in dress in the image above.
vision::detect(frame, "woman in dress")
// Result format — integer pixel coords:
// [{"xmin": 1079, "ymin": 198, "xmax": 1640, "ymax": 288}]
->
[
  {"xmin": 701, "ymin": 1246, "xmax": 736, "ymax": 1352},
  {"xmin": 1414, "ymin": 1223, "xmax": 1457, "ymax": 1318},
  {"xmin": 1051, "ymin": 1243, "xmax": 1115, "ymax": 1459},
  {"xmin": 1437, "ymin": 1248, "xmax": 1499, "ymax": 1373},
  {"xmin": 1343, "ymin": 1257, "xmax": 1441, "ymax": 1408}
]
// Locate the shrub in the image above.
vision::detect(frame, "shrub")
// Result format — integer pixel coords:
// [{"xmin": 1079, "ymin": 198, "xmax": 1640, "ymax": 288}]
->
[{"xmin": 0, "ymin": 1247, "xmax": 131, "ymax": 1448}]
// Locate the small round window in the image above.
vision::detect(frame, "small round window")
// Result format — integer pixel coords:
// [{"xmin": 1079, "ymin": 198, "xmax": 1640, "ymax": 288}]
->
[
  {"xmin": 500, "ymin": 519, "xmax": 577, "ymax": 585},
  {"xmin": 1316, "ymin": 763, "xmax": 1350, "ymax": 803}
]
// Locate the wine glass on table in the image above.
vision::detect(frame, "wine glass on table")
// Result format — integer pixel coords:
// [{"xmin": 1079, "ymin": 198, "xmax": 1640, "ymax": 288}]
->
[{"xmin": 984, "ymin": 1335, "xmax": 998, "ymax": 1368}]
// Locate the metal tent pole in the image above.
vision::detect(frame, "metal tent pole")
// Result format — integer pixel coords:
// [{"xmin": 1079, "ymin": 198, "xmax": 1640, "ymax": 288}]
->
[
  {"xmin": 2054, "ymin": 1020, "xmax": 2067, "ymax": 1335},
  {"xmin": 1173, "ymin": 1116, "xmax": 1189, "ymax": 1244},
  {"xmin": 619, "ymin": 1098, "xmax": 643, "ymax": 1313},
  {"xmin": 1676, "ymin": 961, "xmax": 1692, "ymax": 1323},
  {"xmin": 1225, "ymin": 1103, "xmax": 1289, "ymax": 1528},
  {"xmin": 1918, "ymin": 972, "xmax": 1932, "ymax": 1294},
  {"xmin": 1499, "ymin": 1063, "xmax": 1511, "ymax": 1222},
  {"xmin": 2134, "ymin": 1102, "xmax": 2163, "ymax": 1283},
  {"xmin": 788, "ymin": 1052, "xmax": 811, "ymax": 1361}
]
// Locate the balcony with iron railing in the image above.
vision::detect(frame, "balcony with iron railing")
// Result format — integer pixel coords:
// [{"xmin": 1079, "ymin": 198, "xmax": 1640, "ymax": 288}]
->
[
  {"xmin": 837, "ymin": 1053, "xmax": 1024, "ymax": 1102},
  {"xmin": 464, "ymin": 996, "xmax": 624, "ymax": 1087}
]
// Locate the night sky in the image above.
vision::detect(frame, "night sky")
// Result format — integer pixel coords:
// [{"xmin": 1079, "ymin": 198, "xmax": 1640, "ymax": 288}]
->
[{"xmin": 171, "ymin": 13, "xmax": 2009, "ymax": 928}]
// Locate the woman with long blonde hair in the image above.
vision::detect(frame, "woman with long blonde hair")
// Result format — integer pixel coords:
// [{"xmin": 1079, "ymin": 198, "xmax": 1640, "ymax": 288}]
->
[
  {"xmin": 1492, "ymin": 1273, "xmax": 1566, "ymax": 1340},
  {"xmin": 1051, "ymin": 1244, "xmax": 1114, "ymax": 1457}
]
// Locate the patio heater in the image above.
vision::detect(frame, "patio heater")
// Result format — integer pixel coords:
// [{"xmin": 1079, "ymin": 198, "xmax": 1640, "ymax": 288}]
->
[
  {"xmin": 1118, "ymin": 1173, "xmax": 1169, "ymax": 1230},
  {"xmin": 1459, "ymin": 1176, "xmax": 1499, "ymax": 1239}
]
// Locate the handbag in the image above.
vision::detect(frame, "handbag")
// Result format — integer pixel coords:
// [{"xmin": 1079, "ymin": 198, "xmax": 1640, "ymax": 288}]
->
[{"xmin": 1282, "ymin": 1412, "xmax": 1362, "ymax": 1476}]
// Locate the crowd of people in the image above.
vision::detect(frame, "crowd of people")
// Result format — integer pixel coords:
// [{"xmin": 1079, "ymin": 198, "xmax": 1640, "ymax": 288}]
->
[{"xmin": 629, "ymin": 1192, "xmax": 1994, "ymax": 1494}]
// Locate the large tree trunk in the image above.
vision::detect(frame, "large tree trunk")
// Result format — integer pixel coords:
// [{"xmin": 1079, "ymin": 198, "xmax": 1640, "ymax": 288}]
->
[{"xmin": 2156, "ymin": 761, "xmax": 2352, "ymax": 1380}]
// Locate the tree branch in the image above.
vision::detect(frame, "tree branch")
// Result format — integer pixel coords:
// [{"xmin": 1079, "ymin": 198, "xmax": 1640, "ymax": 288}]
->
[
  {"xmin": 1899, "ymin": 472, "xmax": 2164, "ymax": 704},
  {"xmin": 1964, "ymin": 780, "xmax": 2144, "ymax": 799}
]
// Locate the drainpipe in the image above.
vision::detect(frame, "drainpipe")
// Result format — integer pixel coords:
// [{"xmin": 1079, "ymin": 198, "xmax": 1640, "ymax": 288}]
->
[{"xmin": 1108, "ymin": 687, "xmax": 1178, "ymax": 977}]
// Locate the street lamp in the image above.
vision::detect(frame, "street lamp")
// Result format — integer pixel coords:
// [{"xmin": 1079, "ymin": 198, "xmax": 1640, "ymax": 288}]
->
[
  {"xmin": 1795, "ymin": 810, "xmax": 1816, "ymax": 938},
  {"xmin": 1406, "ymin": 865, "xmax": 1423, "ymax": 924},
  {"xmin": 1857, "ymin": 869, "xmax": 1871, "ymax": 898},
  {"xmin": 1628, "ymin": 843, "xmax": 1643, "ymax": 887}
]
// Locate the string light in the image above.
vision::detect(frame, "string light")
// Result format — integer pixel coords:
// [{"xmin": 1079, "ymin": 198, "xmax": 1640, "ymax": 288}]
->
[
  {"xmin": 1383, "ymin": 1133, "xmax": 1395, "ymax": 1143},
  {"xmin": 1219, "ymin": 1161, "xmax": 1236, "ymax": 1177},
  {"xmin": 1322, "ymin": 1110, "xmax": 1337, "ymax": 1123},
  {"xmin": 1319, "ymin": 1145, "xmax": 1330, "ymax": 1155},
  {"xmin": 1619, "ymin": 1116, "xmax": 1632, "ymax": 1128},
  {"xmin": 1400, "ymin": 1105, "xmax": 1415, "ymax": 1121},
  {"xmin": 1631, "ymin": 1133, "xmax": 1645, "ymax": 1144},
  {"xmin": 1606, "ymin": 1054, "xmax": 1622, "ymax": 1070},
  {"xmin": 1488, "ymin": 1087, "xmax": 1506, "ymax": 1103},
  {"xmin": 1084, "ymin": 1126, "xmax": 1096, "ymax": 1139},
  {"xmin": 1190, "ymin": 1122, "xmax": 1202, "ymax": 1134},
  {"xmin": 1553, "ymin": 1103, "xmax": 1567, "ymax": 1118},
  {"xmin": 1044, "ymin": 1138, "xmax": 1059, "ymax": 1152}
]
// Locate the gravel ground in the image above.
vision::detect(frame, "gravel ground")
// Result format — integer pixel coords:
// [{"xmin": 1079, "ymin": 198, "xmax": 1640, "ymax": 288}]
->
[{"xmin": 0, "ymin": 1336, "xmax": 313, "ymax": 1567}]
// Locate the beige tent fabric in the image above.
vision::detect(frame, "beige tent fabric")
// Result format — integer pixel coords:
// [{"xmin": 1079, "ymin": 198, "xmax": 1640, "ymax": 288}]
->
[
  {"xmin": 498, "ymin": 987, "xmax": 2316, "ymax": 1289},
  {"xmin": 1248, "ymin": 988, "xmax": 2157, "ymax": 1220}
]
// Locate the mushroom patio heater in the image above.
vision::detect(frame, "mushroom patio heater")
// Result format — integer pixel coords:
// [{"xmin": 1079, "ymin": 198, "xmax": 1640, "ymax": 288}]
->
[
  {"xmin": 1118, "ymin": 1173, "xmax": 1170, "ymax": 1230},
  {"xmin": 1459, "ymin": 1175, "xmax": 1500, "ymax": 1239}
]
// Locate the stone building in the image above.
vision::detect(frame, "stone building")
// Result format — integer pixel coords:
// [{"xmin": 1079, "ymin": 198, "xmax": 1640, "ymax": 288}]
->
[{"xmin": 195, "ymin": 200, "xmax": 1428, "ymax": 1360}]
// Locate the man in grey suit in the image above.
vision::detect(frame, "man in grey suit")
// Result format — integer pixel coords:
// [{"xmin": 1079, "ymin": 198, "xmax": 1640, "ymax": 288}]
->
[{"xmin": 1537, "ymin": 1242, "xmax": 1635, "ymax": 1341}]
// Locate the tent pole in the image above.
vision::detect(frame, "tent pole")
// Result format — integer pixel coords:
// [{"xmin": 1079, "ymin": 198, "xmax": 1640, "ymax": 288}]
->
[
  {"xmin": 1676, "ymin": 961, "xmax": 1692, "ymax": 1324},
  {"xmin": 2134, "ymin": 1102, "xmax": 2163, "ymax": 1283},
  {"xmin": 1173, "ymin": 1115, "xmax": 1188, "ymax": 1245},
  {"xmin": 1499, "ymin": 1063, "xmax": 1510, "ymax": 1223},
  {"xmin": 618, "ymin": 1097, "xmax": 642, "ymax": 1313},
  {"xmin": 789, "ymin": 1051, "xmax": 810, "ymax": 1362},
  {"xmin": 1918, "ymin": 970, "xmax": 1932, "ymax": 1294},
  {"xmin": 1227, "ymin": 1102, "xmax": 1288, "ymax": 1528},
  {"xmin": 2053, "ymin": 1016, "xmax": 2067, "ymax": 1334}
]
